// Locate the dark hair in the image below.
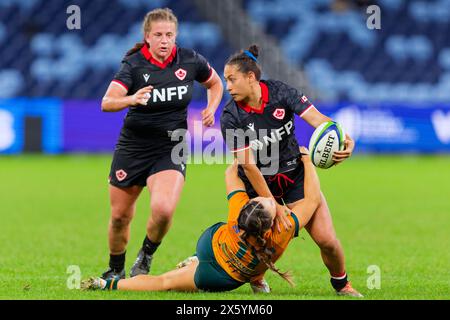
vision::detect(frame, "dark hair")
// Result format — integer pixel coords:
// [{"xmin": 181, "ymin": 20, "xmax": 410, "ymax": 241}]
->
[
  {"xmin": 126, "ymin": 42, "xmax": 146, "ymax": 56},
  {"xmin": 237, "ymin": 200, "xmax": 294, "ymax": 286},
  {"xmin": 225, "ymin": 44, "xmax": 262, "ymax": 80},
  {"xmin": 126, "ymin": 8, "xmax": 178, "ymax": 56}
]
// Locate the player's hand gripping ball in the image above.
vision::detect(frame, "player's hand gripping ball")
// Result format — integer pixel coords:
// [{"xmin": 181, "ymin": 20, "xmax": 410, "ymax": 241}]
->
[{"xmin": 308, "ymin": 121, "xmax": 345, "ymax": 169}]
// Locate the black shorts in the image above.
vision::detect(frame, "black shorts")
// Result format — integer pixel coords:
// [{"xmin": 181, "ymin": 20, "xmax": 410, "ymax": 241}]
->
[
  {"xmin": 194, "ymin": 222, "xmax": 244, "ymax": 292},
  {"xmin": 109, "ymin": 149, "xmax": 187, "ymax": 188},
  {"xmin": 238, "ymin": 163, "xmax": 305, "ymax": 205}
]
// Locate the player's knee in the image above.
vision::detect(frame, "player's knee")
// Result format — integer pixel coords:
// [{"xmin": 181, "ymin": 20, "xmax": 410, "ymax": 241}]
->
[
  {"xmin": 317, "ymin": 237, "xmax": 341, "ymax": 253},
  {"xmin": 151, "ymin": 200, "xmax": 175, "ymax": 224},
  {"xmin": 110, "ymin": 212, "xmax": 132, "ymax": 229}
]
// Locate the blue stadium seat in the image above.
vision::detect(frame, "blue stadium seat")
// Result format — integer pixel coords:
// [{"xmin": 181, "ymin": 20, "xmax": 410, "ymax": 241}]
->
[
  {"xmin": 0, "ymin": 0, "xmax": 40, "ymax": 11},
  {"xmin": 409, "ymin": 36, "xmax": 433, "ymax": 61},
  {"xmin": 30, "ymin": 33, "xmax": 55, "ymax": 56},
  {"xmin": 2, "ymin": 0, "xmax": 449, "ymax": 102},
  {"xmin": 439, "ymin": 48, "xmax": 450, "ymax": 69},
  {"xmin": 0, "ymin": 23, "xmax": 5, "ymax": 44},
  {"xmin": 242, "ymin": 0, "xmax": 449, "ymax": 102},
  {"xmin": 378, "ymin": 0, "xmax": 404, "ymax": 11},
  {"xmin": 0, "ymin": 69, "xmax": 24, "ymax": 98},
  {"xmin": 0, "ymin": 0, "xmax": 233, "ymax": 99}
]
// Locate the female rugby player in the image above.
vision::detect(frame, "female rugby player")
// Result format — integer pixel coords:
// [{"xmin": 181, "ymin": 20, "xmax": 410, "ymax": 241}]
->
[
  {"xmin": 99, "ymin": 8, "xmax": 223, "ymax": 280},
  {"xmin": 82, "ymin": 147, "xmax": 323, "ymax": 292},
  {"xmin": 219, "ymin": 45, "xmax": 362, "ymax": 297}
]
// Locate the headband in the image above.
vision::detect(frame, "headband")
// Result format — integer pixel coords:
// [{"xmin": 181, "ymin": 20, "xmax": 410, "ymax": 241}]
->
[{"xmin": 244, "ymin": 50, "xmax": 258, "ymax": 62}]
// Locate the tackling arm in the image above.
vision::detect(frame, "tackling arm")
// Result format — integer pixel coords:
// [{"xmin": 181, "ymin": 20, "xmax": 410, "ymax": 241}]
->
[
  {"xmin": 224, "ymin": 159, "xmax": 246, "ymax": 195},
  {"xmin": 290, "ymin": 147, "xmax": 322, "ymax": 229}
]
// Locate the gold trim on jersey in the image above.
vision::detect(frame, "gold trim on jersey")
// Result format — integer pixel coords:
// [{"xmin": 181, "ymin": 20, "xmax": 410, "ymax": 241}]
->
[{"xmin": 219, "ymin": 242, "xmax": 256, "ymax": 281}]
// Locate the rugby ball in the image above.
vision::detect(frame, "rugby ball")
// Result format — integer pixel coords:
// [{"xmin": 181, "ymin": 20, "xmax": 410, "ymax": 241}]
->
[{"xmin": 308, "ymin": 121, "xmax": 345, "ymax": 169}]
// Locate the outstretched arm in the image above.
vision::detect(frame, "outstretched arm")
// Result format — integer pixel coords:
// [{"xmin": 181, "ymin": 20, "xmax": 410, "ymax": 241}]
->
[
  {"xmin": 301, "ymin": 106, "xmax": 332, "ymax": 128},
  {"xmin": 302, "ymin": 107, "xmax": 355, "ymax": 165},
  {"xmin": 225, "ymin": 159, "xmax": 246, "ymax": 195}
]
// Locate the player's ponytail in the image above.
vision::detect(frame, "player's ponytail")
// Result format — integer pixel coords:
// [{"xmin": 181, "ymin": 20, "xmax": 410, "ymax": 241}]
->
[
  {"xmin": 226, "ymin": 44, "xmax": 262, "ymax": 80},
  {"xmin": 253, "ymin": 235, "xmax": 295, "ymax": 287},
  {"xmin": 247, "ymin": 45, "xmax": 259, "ymax": 60},
  {"xmin": 238, "ymin": 201, "xmax": 295, "ymax": 287},
  {"xmin": 126, "ymin": 42, "xmax": 145, "ymax": 56}
]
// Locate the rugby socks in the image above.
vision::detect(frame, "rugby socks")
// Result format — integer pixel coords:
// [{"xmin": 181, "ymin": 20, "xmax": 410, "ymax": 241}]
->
[
  {"xmin": 104, "ymin": 278, "xmax": 119, "ymax": 290},
  {"xmin": 97, "ymin": 278, "xmax": 107, "ymax": 290},
  {"xmin": 109, "ymin": 252, "xmax": 126, "ymax": 272},
  {"xmin": 330, "ymin": 271, "xmax": 348, "ymax": 291},
  {"xmin": 142, "ymin": 236, "xmax": 161, "ymax": 255}
]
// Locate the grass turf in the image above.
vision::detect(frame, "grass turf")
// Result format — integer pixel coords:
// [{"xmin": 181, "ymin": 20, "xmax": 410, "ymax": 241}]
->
[{"xmin": 0, "ymin": 154, "xmax": 449, "ymax": 300}]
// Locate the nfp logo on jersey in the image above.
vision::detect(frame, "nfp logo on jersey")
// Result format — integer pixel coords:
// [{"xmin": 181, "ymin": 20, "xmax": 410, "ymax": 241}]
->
[
  {"xmin": 249, "ymin": 120, "xmax": 294, "ymax": 150},
  {"xmin": 148, "ymin": 86, "xmax": 188, "ymax": 103}
]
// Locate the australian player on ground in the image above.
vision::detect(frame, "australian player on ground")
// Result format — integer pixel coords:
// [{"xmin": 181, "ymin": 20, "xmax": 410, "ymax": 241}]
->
[
  {"xmin": 99, "ymin": 8, "xmax": 223, "ymax": 280},
  {"xmin": 220, "ymin": 45, "xmax": 362, "ymax": 297},
  {"xmin": 82, "ymin": 147, "xmax": 322, "ymax": 292}
]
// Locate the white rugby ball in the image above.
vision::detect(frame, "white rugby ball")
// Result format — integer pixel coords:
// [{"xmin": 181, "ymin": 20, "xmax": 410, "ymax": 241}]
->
[{"xmin": 308, "ymin": 121, "xmax": 345, "ymax": 169}]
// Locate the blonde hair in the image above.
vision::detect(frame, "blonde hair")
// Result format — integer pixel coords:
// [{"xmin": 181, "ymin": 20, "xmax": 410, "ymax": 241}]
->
[
  {"xmin": 142, "ymin": 7, "xmax": 178, "ymax": 35},
  {"xmin": 126, "ymin": 8, "xmax": 178, "ymax": 56}
]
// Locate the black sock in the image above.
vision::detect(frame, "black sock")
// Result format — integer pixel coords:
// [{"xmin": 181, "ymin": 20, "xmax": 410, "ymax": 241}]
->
[
  {"xmin": 330, "ymin": 273, "xmax": 348, "ymax": 291},
  {"xmin": 142, "ymin": 236, "xmax": 161, "ymax": 255},
  {"xmin": 109, "ymin": 252, "xmax": 126, "ymax": 272}
]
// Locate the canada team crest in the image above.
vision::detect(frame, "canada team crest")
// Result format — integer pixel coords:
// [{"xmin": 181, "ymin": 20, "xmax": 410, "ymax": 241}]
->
[
  {"xmin": 175, "ymin": 68, "xmax": 187, "ymax": 80},
  {"xmin": 273, "ymin": 108, "xmax": 285, "ymax": 120},
  {"xmin": 301, "ymin": 95, "xmax": 309, "ymax": 104},
  {"xmin": 115, "ymin": 169, "xmax": 127, "ymax": 182}
]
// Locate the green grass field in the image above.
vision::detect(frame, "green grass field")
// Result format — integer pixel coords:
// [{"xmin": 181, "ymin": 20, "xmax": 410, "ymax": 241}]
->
[{"xmin": 0, "ymin": 155, "xmax": 449, "ymax": 300}]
